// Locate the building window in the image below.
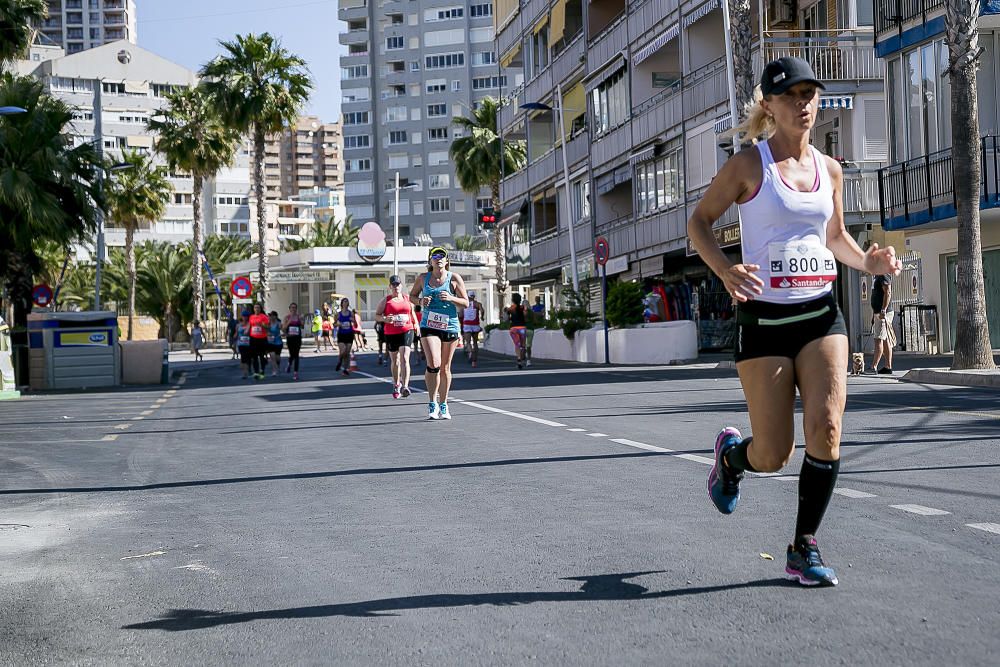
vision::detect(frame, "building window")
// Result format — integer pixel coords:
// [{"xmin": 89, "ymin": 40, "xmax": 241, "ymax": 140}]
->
[
  {"xmin": 590, "ymin": 69, "xmax": 630, "ymax": 137},
  {"xmin": 341, "ymin": 65, "xmax": 369, "ymax": 79},
  {"xmin": 389, "ymin": 130, "xmax": 407, "ymax": 144},
  {"xmin": 425, "ymin": 52, "xmax": 465, "ymax": 69},
  {"xmin": 572, "ymin": 179, "xmax": 591, "ymax": 220},
  {"xmin": 386, "ymin": 36, "xmax": 404, "ymax": 50},
  {"xmin": 470, "ymin": 3, "xmax": 493, "ymax": 17},
  {"xmin": 427, "ymin": 103, "xmax": 448, "ymax": 117},
  {"xmin": 428, "ymin": 127, "xmax": 449, "ymax": 142},
  {"xmin": 426, "ymin": 6, "xmax": 464, "ymax": 21},
  {"xmin": 344, "ymin": 135, "xmax": 371, "ymax": 148},
  {"xmin": 635, "ymin": 147, "xmax": 683, "ymax": 216},
  {"xmin": 472, "ymin": 76, "xmax": 506, "ymax": 90},
  {"xmin": 472, "ymin": 51, "xmax": 497, "ymax": 66},
  {"xmin": 476, "ymin": 197, "xmax": 493, "ymax": 210},
  {"xmin": 343, "ymin": 112, "xmax": 370, "ymax": 125},
  {"xmin": 346, "ymin": 158, "xmax": 372, "ymax": 172},
  {"xmin": 386, "ymin": 106, "xmax": 407, "ymax": 122},
  {"xmin": 429, "ymin": 197, "xmax": 451, "ymax": 212},
  {"xmin": 426, "ymin": 81, "xmax": 446, "ymax": 94},
  {"xmin": 429, "ymin": 174, "xmax": 450, "ymax": 189}
]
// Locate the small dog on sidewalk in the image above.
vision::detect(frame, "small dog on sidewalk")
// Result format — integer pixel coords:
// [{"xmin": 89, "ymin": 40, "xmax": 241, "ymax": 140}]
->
[{"xmin": 850, "ymin": 352, "xmax": 865, "ymax": 376}]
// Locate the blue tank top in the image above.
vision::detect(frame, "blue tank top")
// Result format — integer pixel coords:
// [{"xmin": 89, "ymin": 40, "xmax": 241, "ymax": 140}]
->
[
  {"xmin": 420, "ymin": 271, "xmax": 459, "ymax": 334},
  {"xmin": 337, "ymin": 310, "xmax": 353, "ymax": 331},
  {"xmin": 237, "ymin": 324, "xmax": 250, "ymax": 348},
  {"xmin": 267, "ymin": 322, "xmax": 282, "ymax": 345}
]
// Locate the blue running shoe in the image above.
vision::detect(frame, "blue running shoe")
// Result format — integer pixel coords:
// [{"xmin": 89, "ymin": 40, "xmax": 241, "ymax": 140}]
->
[
  {"xmin": 427, "ymin": 401, "xmax": 440, "ymax": 420},
  {"xmin": 438, "ymin": 402, "xmax": 451, "ymax": 420},
  {"xmin": 785, "ymin": 537, "xmax": 839, "ymax": 587},
  {"xmin": 707, "ymin": 427, "xmax": 744, "ymax": 514}
]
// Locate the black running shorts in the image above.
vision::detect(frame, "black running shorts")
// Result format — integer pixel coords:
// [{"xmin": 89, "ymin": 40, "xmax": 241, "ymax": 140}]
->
[
  {"xmin": 734, "ymin": 293, "xmax": 847, "ymax": 363},
  {"xmin": 420, "ymin": 327, "xmax": 460, "ymax": 342},
  {"xmin": 337, "ymin": 332, "xmax": 355, "ymax": 346},
  {"xmin": 385, "ymin": 330, "xmax": 414, "ymax": 351}
]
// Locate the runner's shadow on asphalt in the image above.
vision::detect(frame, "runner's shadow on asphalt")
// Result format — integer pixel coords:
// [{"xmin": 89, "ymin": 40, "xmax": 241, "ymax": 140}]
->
[{"xmin": 123, "ymin": 573, "xmax": 792, "ymax": 631}]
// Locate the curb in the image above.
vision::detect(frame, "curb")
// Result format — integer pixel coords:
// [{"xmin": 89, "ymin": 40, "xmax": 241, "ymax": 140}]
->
[{"xmin": 901, "ymin": 368, "xmax": 1000, "ymax": 389}]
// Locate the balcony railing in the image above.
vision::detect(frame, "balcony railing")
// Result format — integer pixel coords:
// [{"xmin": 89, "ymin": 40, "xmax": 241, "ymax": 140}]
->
[
  {"xmin": 755, "ymin": 32, "xmax": 883, "ymax": 81},
  {"xmin": 843, "ymin": 168, "xmax": 881, "ymax": 215},
  {"xmin": 878, "ymin": 135, "xmax": 1000, "ymax": 230},
  {"xmin": 875, "ymin": 0, "xmax": 945, "ymax": 33}
]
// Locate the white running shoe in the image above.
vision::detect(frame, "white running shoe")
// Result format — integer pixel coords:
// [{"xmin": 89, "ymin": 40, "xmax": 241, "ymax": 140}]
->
[
  {"xmin": 438, "ymin": 402, "xmax": 451, "ymax": 420},
  {"xmin": 526, "ymin": 359, "xmax": 532, "ymax": 367},
  {"xmin": 427, "ymin": 402, "xmax": 441, "ymax": 420}
]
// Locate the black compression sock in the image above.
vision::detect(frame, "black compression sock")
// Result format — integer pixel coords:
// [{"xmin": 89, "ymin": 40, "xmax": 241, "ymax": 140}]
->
[
  {"xmin": 795, "ymin": 453, "xmax": 841, "ymax": 541},
  {"xmin": 723, "ymin": 437, "xmax": 757, "ymax": 473}
]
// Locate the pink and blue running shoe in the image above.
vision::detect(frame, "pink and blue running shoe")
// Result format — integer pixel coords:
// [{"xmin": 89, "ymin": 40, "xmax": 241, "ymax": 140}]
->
[
  {"xmin": 707, "ymin": 427, "xmax": 744, "ymax": 514},
  {"xmin": 785, "ymin": 537, "xmax": 839, "ymax": 587}
]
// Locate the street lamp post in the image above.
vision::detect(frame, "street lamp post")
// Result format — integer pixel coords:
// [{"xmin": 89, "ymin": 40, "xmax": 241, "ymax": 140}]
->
[
  {"xmin": 392, "ymin": 172, "xmax": 418, "ymax": 277},
  {"xmin": 92, "ymin": 80, "xmax": 106, "ymax": 310},
  {"xmin": 521, "ymin": 87, "xmax": 580, "ymax": 292}
]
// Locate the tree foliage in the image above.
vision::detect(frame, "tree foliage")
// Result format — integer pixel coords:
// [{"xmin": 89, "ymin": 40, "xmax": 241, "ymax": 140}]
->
[
  {"xmin": 0, "ymin": 0, "xmax": 46, "ymax": 63},
  {"xmin": 605, "ymin": 281, "xmax": 645, "ymax": 328},
  {"xmin": 282, "ymin": 215, "xmax": 359, "ymax": 251}
]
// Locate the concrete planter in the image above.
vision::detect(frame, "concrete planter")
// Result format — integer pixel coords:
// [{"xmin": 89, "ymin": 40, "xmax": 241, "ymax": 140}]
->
[{"xmin": 483, "ymin": 320, "xmax": 698, "ymax": 365}]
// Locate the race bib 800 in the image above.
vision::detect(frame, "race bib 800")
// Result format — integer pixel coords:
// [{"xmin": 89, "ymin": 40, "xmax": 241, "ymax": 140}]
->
[{"xmin": 768, "ymin": 240, "xmax": 837, "ymax": 289}]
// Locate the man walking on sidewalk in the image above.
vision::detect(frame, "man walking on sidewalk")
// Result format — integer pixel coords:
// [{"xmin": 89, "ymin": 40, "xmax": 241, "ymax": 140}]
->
[{"xmin": 870, "ymin": 273, "xmax": 895, "ymax": 374}]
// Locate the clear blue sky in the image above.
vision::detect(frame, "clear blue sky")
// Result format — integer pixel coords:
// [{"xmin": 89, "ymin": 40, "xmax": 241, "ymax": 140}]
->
[{"xmin": 137, "ymin": 0, "xmax": 345, "ymax": 122}]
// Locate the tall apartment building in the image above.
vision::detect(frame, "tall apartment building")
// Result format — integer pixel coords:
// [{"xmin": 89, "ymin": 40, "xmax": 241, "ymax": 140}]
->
[
  {"xmin": 873, "ymin": 0, "xmax": 1000, "ymax": 351},
  {"xmin": 338, "ymin": 0, "xmax": 522, "ymax": 244},
  {"xmin": 496, "ymin": 0, "xmax": 886, "ymax": 347},
  {"xmin": 35, "ymin": 0, "xmax": 137, "ymax": 54},
  {"xmin": 16, "ymin": 40, "xmax": 254, "ymax": 250},
  {"xmin": 262, "ymin": 116, "xmax": 344, "ymax": 200}
]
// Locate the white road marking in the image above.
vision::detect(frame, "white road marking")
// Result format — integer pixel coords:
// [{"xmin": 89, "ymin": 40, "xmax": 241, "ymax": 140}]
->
[
  {"xmin": 140, "ymin": 410, "xmax": 153, "ymax": 416},
  {"xmin": 120, "ymin": 550, "xmax": 165, "ymax": 560},
  {"xmin": 966, "ymin": 523, "xmax": 1000, "ymax": 535},
  {"xmin": 155, "ymin": 399, "xmax": 168, "ymax": 404},
  {"xmin": 101, "ymin": 434, "xmax": 119, "ymax": 442},
  {"xmin": 586, "ymin": 432, "xmax": 608, "ymax": 438},
  {"xmin": 131, "ymin": 416, "xmax": 144, "ymax": 421},
  {"xmin": 455, "ymin": 400, "xmax": 567, "ymax": 428},
  {"xmin": 566, "ymin": 428, "xmax": 587, "ymax": 432},
  {"xmin": 164, "ymin": 390, "xmax": 177, "ymax": 396},
  {"xmin": 891, "ymin": 504, "xmax": 951, "ymax": 516},
  {"xmin": 610, "ymin": 438, "xmax": 673, "ymax": 453},
  {"xmin": 834, "ymin": 488, "xmax": 877, "ymax": 499},
  {"xmin": 148, "ymin": 404, "xmax": 161, "ymax": 410},
  {"xmin": 675, "ymin": 453, "xmax": 717, "ymax": 466},
  {"xmin": 114, "ymin": 424, "xmax": 132, "ymax": 430}
]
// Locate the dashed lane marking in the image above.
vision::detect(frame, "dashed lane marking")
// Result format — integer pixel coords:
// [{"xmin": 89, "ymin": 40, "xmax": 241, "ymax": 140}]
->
[
  {"xmin": 891, "ymin": 504, "xmax": 951, "ymax": 516},
  {"xmin": 155, "ymin": 399, "xmax": 168, "ymax": 404},
  {"xmin": 586, "ymin": 432, "xmax": 609, "ymax": 438},
  {"xmin": 834, "ymin": 488, "xmax": 878, "ymax": 499},
  {"xmin": 966, "ymin": 523, "xmax": 1000, "ymax": 535},
  {"xmin": 114, "ymin": 424, "xmax": 132, "ymax": 430},
  {"xmin": 454, "ymin": 400, "xmax": 567, "ymax": 428},
  {"xmin": 567, "ymin": 428, "xmax": 587, "ymax": 432},
  {"xmin": 131, "ymin": 417, "xmax": 144, "ymax": 421},
  {"xmin": 102, "ymin": 435, "xmax": 119, "ymax": 442},
  {"xmin": 140, "ymin": 410, "xmax": 154, "ymax": 416}
]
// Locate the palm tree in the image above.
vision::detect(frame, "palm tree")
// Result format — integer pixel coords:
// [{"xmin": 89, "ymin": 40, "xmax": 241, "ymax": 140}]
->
[
  {"xmin": 728, "ymin": 0, "xmax": 754, "ymax": 129},
  {"xmin": 105, "ymin": 149, "xmax": 172, "ymax": 340},
  {"xmin": 0, "ymin": 0, "xmax": 46, "ymax": 63},
  {"xmin": 282, "ymin": 214, "xmax": 359, "ymax": 251},
  {"xmin": 0, "ymin": 73, "xmax": 103, "ymax": 348},
  {"xmin": 148, "ymin": 85, "xmax": 240, "ymax": 325},
  {"xmin": 944, "ymin": 2, "xmax": 995, "ymax": 369},
  {"xmin": 450, "ymin": 96, "xmax": 526, "ymax": 316},
  {"xmin": 199, "ymin": 33, "xmax": 313, "ymax": 306},
  {"xmin": 452, "ymin": 234, "xmax": 488, "ymax": 251}
]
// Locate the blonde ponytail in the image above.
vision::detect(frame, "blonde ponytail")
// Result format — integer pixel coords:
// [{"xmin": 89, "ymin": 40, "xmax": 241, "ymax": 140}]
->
[{"xmin": 735, "ymin": 85, "xmax": 775, "ymax": 145}]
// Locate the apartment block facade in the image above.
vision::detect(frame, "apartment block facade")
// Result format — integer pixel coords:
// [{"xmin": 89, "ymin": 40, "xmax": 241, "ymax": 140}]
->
[
  {"xmin": 873, "ymin": 0, "xmax": 1000, "ymax": 351},
  {"xmin": 35, "ymin": 0, "xmax": 137, "ymax": 54},
  {"xmin": 263, "ymin": 116, "xmax": 344, "ymax": 200},
  {"xmin": 338, "ymin": 0, "xmax": 523, "ymax": 244},
  {"xmin": 16, "ymin": 41, "xmax": 254, "ymax": 250},
  {"xmin": 496, "ymin": 0, "xmax": 886, "ymax": 347}
]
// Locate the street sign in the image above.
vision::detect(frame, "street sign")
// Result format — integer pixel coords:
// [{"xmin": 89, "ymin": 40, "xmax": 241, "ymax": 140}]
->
[
  {"xmin": 594, "ymin": 236, "xmax": 610, "ymax": 266},
  {"xmin": 32, "ymin": 284, "xmax": 54, "ymax": 308},
  {"xmin": 230, "ymin": 276, "xmax": 253, "ymax": 299}
]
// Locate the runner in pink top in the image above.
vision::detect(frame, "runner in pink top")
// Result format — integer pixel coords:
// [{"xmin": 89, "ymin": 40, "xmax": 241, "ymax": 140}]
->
[{"xmin": 375, "ymin": 275, "xmax": 420, "ymax": 398}]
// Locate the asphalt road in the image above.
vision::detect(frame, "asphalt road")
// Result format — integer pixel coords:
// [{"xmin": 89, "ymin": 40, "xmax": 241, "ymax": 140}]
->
[{"xmin": 1, "ymin": 349, "xmax": 998, "ymax": 665}]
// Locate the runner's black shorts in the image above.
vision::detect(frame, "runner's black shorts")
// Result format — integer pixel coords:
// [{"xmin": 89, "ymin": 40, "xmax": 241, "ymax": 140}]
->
[
  {"xmin": 385, "ymin": 330, "xmax": 414, "ymax": 351},
  {"xmin": 337, "ymin": 332, "xmax": 355, "ymax": 346},
  {"xmin": 420, "ymin": 327, "xmax": 460, "ymax": 342},
  {"xmin": 734, "ymin": 293, "xmax": 847, "ymax": 363},
  {"xmin": 268, "ymin": 343, "xmax": 283, "ymax": 355},
  {"xmin": 375, "ymin": 322, "xmax": 385, "ymax": 343},
  {"xmin": 239, "ymin": 347, "xmax": 252, "ymax": 364}
]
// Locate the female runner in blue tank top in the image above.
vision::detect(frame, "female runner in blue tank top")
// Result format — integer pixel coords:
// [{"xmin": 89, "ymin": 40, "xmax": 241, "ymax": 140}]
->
[
  {"xmin": 409, "ymin": 246, "xmax": 469, "ymax": 420},
  {"xmin": 688, "ymin": 57, "xmax": 901, "ymax": 587}
]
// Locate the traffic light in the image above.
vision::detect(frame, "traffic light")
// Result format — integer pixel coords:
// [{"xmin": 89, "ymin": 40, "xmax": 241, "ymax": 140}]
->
[{"xmin": 478, "ymin": 207, "xmax": 498, "ymax": 229}]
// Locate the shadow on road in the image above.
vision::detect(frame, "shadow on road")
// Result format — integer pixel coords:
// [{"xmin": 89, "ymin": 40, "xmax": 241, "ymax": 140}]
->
[
  {"xmin": 0, "ymin": 450, "xmax": 669, "ymax": 496},
  {"xmin": 123, "ymin": 572, "xmax": 792, "ymax": 630}
]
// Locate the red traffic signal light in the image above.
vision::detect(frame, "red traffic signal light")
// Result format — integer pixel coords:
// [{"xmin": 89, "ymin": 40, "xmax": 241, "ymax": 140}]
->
[{"xmin": 479, "ymin": 208, "xmax": 498, "ymax": 227}]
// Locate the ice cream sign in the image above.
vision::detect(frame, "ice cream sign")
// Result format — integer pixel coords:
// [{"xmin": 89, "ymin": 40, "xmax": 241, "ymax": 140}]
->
[{"xmin": 356, "ymin": 222, "xmax": 387, "ymax": 263}]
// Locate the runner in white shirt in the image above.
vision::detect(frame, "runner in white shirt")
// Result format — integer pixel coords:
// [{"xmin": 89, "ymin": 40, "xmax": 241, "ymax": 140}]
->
[
  {"xmin": 688, "ymin": 57, "xmax": 901, "ymax": 587},
  {"xmin": 461, "ymin": 291, "xmax": 485, "ymax": 368}
]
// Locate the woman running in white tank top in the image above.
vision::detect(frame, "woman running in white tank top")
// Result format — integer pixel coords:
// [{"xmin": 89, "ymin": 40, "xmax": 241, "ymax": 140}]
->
[{"xmin": 687, "ymin": 57, "xmax": 901, "ymax": 587}]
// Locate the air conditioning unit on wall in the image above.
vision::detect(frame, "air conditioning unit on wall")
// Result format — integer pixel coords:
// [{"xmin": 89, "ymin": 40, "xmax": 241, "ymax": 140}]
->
[{"xmin": 769, "ymin": 0, "xmax": 797, "ymax": 27}]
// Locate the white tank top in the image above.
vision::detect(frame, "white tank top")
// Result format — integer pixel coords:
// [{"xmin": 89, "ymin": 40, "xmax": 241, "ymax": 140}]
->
[{"xmin": 738, "ymin": 140, "xmax": 837, "ymax": 304}]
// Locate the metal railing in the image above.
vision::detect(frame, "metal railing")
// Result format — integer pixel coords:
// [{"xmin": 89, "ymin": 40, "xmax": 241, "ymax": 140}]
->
[
  {"xmin": 875, "ymin": 0, "xmax": 945, "ymax": 33},
  {"xmin": 878, "ymin": 135, "xmax": 1000, "ymax": 227},
  {"xmin": 843, "ymin": 168, "xmax": 881, "ymax": 214},
  {"xmin": 755, "ymin": 32, "xmax": 883, "ymax": 81}
]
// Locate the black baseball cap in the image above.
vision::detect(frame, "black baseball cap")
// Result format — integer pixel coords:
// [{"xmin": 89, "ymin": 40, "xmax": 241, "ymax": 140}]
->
[
  {"xmin": 389, "ymin": 274, "xmax": 401, "ymax": 285},
  {"xmin": 760, "ymin": 57, "xmax": 825, "ymax": 96}
]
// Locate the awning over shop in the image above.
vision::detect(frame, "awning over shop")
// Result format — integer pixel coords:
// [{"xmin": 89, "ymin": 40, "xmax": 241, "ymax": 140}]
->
[
  {"xmin": 500, "ymin": 43, "xmax": 521, "ymax": 68},
  {"xmin": 683, "ymin": 0, "xmax": 720, "ymax": 28},
  {"xmin": 632, "ymin": 23, "xmax": 680, "ymax": 67},
  {"xmin": 124, "ymin": 80, "xmax": 149, "ymax": 95},
  {"xmin": 550, "ymin": 0, "xmax": 568, "ymax": 43},
  {"xmin": 629, "ymin": 145, "xmax": 656, "ymax": 166},
  {"xmin": 818, "ymin": 95, "xmax": 854, "ymax": 110},
  {"xmin": 126, "ymin": 134, "xmax": 154, "ymax": 148}
]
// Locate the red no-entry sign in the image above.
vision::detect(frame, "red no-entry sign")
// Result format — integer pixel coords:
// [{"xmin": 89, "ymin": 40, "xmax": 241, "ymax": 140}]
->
[
  {"xmin": 230, "ymin": 276, "xmax": 253, "ymax": 299},
  {"xmin": 32, "ymin": 284, "xmax": 53, "ymax": 307}
]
